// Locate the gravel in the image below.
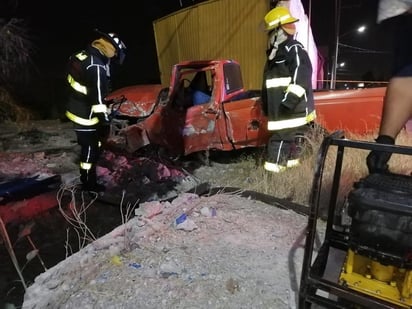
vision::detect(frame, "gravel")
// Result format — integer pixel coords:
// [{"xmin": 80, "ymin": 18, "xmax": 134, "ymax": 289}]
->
[{"xmin": 22, "ymin": 193, "xmax": 309, "ymax": 309}]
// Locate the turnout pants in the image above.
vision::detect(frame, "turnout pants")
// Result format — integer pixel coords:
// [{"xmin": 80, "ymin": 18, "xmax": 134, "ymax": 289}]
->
[
  {"xmin": 264, "ymin": 124, "xmax": 311, "ymax": 173},
  {"xmin": 75, "ymin": 127, "xmax": 102, "ymax": 189}
]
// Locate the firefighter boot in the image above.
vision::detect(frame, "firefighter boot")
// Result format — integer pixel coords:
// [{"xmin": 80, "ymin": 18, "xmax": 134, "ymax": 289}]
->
[
  {"xmin": 80, "ymin": 165, "xmax": 105, "ymax": 192},
  {"xmin": 264, "ymin": 138, "xmax": 289, "ymax": 173}
]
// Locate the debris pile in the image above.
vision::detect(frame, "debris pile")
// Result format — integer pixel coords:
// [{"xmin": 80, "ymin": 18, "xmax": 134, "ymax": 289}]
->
[{"xmin": 23, "ymin": 192, "xmax": 308, "ymax": 309}]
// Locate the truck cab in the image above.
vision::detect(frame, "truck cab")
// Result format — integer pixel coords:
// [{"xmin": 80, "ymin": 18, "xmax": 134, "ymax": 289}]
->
[
  {"xmin": 106, "ymin": 58, "xmax": 386, "ymax": 157},
  {"xmin": 106, "ymin": 59, "xmax": 270, "ymax": 156}
]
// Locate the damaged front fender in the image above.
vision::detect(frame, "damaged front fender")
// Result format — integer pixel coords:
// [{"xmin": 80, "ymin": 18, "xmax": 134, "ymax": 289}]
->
[{"xmin": 107, "ymin": 84, "xmax": 163, "ymax": 118}]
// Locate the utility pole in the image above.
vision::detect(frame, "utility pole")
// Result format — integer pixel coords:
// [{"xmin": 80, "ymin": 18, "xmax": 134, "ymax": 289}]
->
[{"xmin": 330, "ymin": 0, "xmax": 341, "ymax": 90}]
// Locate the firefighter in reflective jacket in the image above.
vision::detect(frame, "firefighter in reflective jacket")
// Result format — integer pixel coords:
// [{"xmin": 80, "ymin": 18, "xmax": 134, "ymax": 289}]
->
[
  {"xmin": 261, "ymin": 6, "xmax": 316, "ymax": 173},
  {"xmin": 65, "ymin": 30, "xmax": 126, "ymax": 192}
]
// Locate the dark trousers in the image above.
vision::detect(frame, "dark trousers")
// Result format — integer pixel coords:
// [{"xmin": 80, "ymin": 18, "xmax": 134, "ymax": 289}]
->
[
  {"xmin": 75, "ymin": 128, "xmax": 101, "ymax": 187},
  {"xmin": 266, "ymin": 124, "xmax": 311, "ymax": 166}
]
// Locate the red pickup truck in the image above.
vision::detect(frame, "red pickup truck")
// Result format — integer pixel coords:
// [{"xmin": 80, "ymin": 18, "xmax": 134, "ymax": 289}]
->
[{"xmin": 106, "ymin": 59, "xmax": 385, "ymax": 156}]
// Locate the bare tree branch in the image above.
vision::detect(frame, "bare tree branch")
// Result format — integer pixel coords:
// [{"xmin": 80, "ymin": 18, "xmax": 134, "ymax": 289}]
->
[{"xmin": 0, "ymin": 18, "xmax": 35, "ymax": 87}]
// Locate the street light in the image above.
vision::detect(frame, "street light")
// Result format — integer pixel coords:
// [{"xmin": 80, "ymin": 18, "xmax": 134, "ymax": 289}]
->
[
  {"xmin": 330, "ymin": 24, "xmax": 366, "ymax": 89},
  {"xmin": 340, "ymin": 25, "xmax": 366, "ymax": 39},
  {"xmin": 330, "ymin": 0, "xmax": 367, "ymax": 89},
  {"xmin": 357, "ymin": 25, "xmax": 366, "ymax": 33}
]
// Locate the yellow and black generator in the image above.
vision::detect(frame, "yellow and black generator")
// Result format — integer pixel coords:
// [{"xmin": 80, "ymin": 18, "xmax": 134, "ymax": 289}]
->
[{"xmin": 299, "ymin": 131, "xmax": 412, "ymax": 309}]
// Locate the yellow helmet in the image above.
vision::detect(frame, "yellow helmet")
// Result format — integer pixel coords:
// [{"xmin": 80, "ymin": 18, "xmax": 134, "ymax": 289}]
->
[{"xmin": 264, "ymin": 6, "xmax": 299, "ymax": 31}]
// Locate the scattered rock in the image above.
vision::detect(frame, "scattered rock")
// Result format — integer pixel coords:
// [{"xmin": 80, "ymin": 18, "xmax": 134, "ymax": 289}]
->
[{"xmin": 22, "ymin": 193, "xmax": 309, "ymax": 309}]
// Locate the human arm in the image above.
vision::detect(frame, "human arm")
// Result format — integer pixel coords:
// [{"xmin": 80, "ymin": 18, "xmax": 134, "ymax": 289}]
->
[
  {"xmin": 367, "ymin": 2, "xmax": 412, "ymax": 173},
  {"xmin": 366, "ymin": 77, "xmax": 412, "ymax": 173},
  {"xmin": 378, "ymin": 77, "xmax": 412, "ymax": 138},
  {"xmin": 281, "ymin": 43, "xmax": 313, "ymax": 110},
  {"xmin": 88, "ymin": 63, "xmax": 111, "ymax": 124}
]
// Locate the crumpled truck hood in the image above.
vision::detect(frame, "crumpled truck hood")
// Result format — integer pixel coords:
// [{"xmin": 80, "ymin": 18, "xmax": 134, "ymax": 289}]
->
[{"xmin": 106, "ymin": 84, "xmax": 164, "ymax": 118}]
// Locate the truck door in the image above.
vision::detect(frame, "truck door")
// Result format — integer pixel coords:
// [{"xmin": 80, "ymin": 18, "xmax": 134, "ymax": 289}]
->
[
  {"xmin": 220, "ymin": 62, "xmax": 269, "ymax": 149},
  {"xmin": 222, "ymin": 95, "xmax": 269, "ymax": 149},
  {"xmin": 181, "ymin": 70, "xmax": 224, "ymax": 155}
]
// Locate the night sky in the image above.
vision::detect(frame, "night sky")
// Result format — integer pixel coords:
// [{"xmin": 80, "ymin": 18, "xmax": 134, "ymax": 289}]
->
[
  {"xmin": 11, "ymin": 0, "xmax": 182, "ymax": 85},
  {"xmin": 2, "ymin": 0, "xmax": 186, "ymax": 115},
  {"xmin": 2, "ymin": 0, "xmax": 388, "ymax": 115}
]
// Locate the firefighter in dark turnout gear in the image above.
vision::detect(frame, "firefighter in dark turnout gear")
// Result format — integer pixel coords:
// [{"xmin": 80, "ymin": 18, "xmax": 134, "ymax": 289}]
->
[
  {"xmin": 261, "ymin": 6, "xmax": 316, "ymax": 173},
  {"xmin": 65, "ymin": 30, "xmax": 126, "ymax": 192}
]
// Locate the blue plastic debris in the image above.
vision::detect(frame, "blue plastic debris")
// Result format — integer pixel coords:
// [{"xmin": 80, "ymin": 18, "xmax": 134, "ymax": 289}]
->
[
  {"xmin": 175, "ymin": 213, "xmax": 187, "ymax": 225},
  {"xmin": 0, "ymin": 174, "xmax": 61, "ymax": 205},
  {"xmin": 129, "ymin": 263, "xmax": 142, "ymax": 269}
]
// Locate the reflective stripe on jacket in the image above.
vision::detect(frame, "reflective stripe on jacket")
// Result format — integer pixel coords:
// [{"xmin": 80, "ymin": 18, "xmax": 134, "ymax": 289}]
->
[
  {"xmin": 67, "ymin": 74, "xmax": 87, "ymax": 95},
  {"xmin": 65, "ymin": 110, "xmax": 99, "ymax": 126},
  {"xmin": 267, "ymin": 110, "xmax": 316, "ymax": 130}
]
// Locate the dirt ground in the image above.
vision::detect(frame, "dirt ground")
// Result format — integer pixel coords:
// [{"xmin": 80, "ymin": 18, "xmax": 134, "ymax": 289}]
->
[
  {"xmin": 22, "ymin": 193, "xmax": 309, "ymax": 309},
  {"xmin": 0, "ymin": 120, "xmax": 316, "ymax": 309}
]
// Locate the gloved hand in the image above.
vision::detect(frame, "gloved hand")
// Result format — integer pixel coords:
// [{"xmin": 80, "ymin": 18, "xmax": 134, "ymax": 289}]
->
[
  {"xmin": 366, "ymin": 135, "xmax": 395, "ymax": 174},
  {"xmin": 92, "ymin": 104, "xmax": 110, "ymax": 125}
]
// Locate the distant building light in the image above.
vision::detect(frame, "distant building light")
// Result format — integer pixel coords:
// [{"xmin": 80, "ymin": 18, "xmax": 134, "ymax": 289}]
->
[{"xmin": 358, "ymin": 82, "xmax": 365, "ymax": 88}]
